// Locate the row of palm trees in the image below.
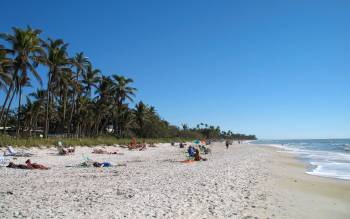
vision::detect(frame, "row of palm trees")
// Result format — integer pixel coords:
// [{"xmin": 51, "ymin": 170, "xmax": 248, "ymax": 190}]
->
[
  {"xmin": 0, "ymin": 26, "xmax": 164, "ymax": 138},
  {"xmin": 0, "ymin": 26, "xmax": 256, "ymax": 140}
]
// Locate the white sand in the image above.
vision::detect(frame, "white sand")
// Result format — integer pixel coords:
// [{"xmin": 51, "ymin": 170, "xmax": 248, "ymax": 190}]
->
[{"xmin": 0, "ymin": 142, "xmax": 349, "ymax": 218}]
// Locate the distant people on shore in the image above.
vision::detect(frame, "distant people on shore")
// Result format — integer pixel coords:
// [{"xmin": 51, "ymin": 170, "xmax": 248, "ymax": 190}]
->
[{"xmin": 225, "ymin": 140, "xmax": 230, "ymax": 149}]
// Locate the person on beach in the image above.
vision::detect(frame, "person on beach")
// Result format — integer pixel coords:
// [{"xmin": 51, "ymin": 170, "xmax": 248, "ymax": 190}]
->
[
  {"xmin": 60, "ymin": 147, "xmax": 75, "ymax": 155},
  {"xmin": 139, "ymin": 141, "xmax": 147, "ymax": 151},
  {"xmin": 25, "ymin": 159, "xmax": 50, "ymax": 170},
  {"xmin": 6, "ymin": 159, "xmax": 49, "ymax": 170},
  {"xmin": 225, "ymin": 140, "xmax": 229, "ymax": 149},
  {"xmin": 93, "ymin": 162, "xmax": 112, "ymax": 167},
  {"xmin": 187, "ymin": 145, "xmax": 196, "ymax": 157},
  {"xmin": 131, "ymin": 137, "xmax": 137, "ymax": 146},
  {"xmin": 194, "ymin": 148, "xmax": 207, "ymax": 161},
  {"xmin": 92, "ymin": 148, "xmax": 120, "ymax": 154},
  {"xmin": 6, "ymin": 162, "xmax": 32, "ymax": 169}
]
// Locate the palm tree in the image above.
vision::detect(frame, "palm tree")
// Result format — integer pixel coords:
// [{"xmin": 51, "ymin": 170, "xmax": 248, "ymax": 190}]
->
[
  {"xmin": 133, "ymin": 101, "xmax": 149, "ymax": 137},
  {"xmin": 29, "ymin": 89, "xmax": 46, "ymax": 133},
  {"xmin": 57, "ymin": 68, "xmax": 74, "ymax": 132},
  {"xmin": 68, "ymin": 52, "xmax": 90, "ymax": 134},
  {"xmin": 111, "ymin": 75, "xmax": 137, "ymax": 136},
  {"xmin": 94, "ymin": 76, "xmax": 114, "ymax": 135},
  {"xmin": 82, "ymin": 64, "xmax": 100, "ymax": 98},
  {"xmin": 117, "ymin": 106, "xmax": 134, "ymax": 137},
  {"xmin": 15, "ymin": 74, "xmax": 32, "ymax": 135},
  {"xmin": 181, "ymin": 123, "xmax": 188, "ymax": 131},
  {"xmin": 42, "ymin": 38, "xmax": 69, "ymax": 137},
  {"xmin": 0, "ymin": 26, "xmax": 44, "ymax": 136}
]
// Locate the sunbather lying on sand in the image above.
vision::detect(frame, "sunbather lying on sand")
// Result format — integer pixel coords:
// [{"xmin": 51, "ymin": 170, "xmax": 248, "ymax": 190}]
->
[
  {"xmin": 7, "ymin": 162, "xmax": 32, "ymax": 169},
  {"xmin": 93, "ymin": 162, "xmax": 112, "ymax": 167},
  {"xmin": 6, "ymin": 159, "xmax": 49, "ymax": 170},
  {"xmin": 58, "ymin": 146, "xmax": 75, "ymax": 155},
  {"xmin": 25, "ymin": 159, "xmax": 50, "ymax": 170},
  {"xmin": 92, "ymin": 148, "xmax": 121, "ymax": 154},
  {"xmin": 128, "ymin": 140, "xmax": 147, "ymax": 150}
]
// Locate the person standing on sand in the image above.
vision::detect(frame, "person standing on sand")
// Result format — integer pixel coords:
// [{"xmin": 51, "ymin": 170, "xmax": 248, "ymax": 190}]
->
[{"xmin": 225, "ymin": 140, "xmax": 229, "ymax": 149}]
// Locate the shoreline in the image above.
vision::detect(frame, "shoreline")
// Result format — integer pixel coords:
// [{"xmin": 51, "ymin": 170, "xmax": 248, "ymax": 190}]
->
[
  {"xmin": 250, "ymin": 142, "xmax": 350, "ymax": 181},
  {"xmin": 253, "ymin": 144, "xmax": 350, "ymax": 219}
]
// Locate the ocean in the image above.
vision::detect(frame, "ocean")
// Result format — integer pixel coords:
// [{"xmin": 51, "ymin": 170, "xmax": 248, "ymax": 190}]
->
[{"xmin": 252, "ymin": 139, "xmax": 350, "ymax": 180}]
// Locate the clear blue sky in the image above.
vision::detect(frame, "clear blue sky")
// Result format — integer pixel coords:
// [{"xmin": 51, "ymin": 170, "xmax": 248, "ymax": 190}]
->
[{"xmin": 1, "ymin": 0, "xmax": 349, "ymax": 139}]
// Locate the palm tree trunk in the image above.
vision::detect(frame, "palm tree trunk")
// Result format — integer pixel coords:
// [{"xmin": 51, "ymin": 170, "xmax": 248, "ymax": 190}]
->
[
  {"xmin": 29, "ymin": 115, "xmax": 33, "ymax": 137},
  {"xmin": 0, "ymin": 68, "xmax": 19, "ymax": 124},
  {"xmin": 16, "ymin": 86, "xmax": 22, "ymax": 137},
  {"xmin": 3, "ymin": 90, "xmax": 16, "ymax": 134},
  {"xmin": 0, "ymin": 83, "xmax": 14, "ymax": 124},
  {"xmin": 68, "ymin": 95, "xmax": 75, "ymax": 134},
  {"xmin": 44, "ymin": 72, "xmax": 51, "ymax": 138},
  {"xmin": 62, "ymin": 88, "xmax": 67, "ymax": 133}
]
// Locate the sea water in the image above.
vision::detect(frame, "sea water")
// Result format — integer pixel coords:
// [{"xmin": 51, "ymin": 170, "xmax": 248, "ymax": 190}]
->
[{"xmin": 252, "ymin": 139, "xmax": 350, "ymax": 180}]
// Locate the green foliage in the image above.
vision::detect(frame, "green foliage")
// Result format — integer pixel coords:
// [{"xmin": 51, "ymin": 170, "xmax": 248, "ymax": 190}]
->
[{"xmin": 0, "ymin": 134, "xmax": 194, "ymax": 147}]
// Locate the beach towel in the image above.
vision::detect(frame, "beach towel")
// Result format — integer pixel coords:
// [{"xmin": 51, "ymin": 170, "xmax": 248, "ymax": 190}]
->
[
  {"xmin": 92, "ymin": 161, "xmax": 112, "ymax": 167},
  {"xmin": 180, "ymin": 160, "xmax": 194, "ymax": 164}
]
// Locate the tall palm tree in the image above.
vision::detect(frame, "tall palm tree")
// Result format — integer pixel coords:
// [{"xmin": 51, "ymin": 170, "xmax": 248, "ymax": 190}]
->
[
  {"xmin": 68, "ymin": 52, "xmax": 90, "ymax": 134},
  {"xmin": 82, "ymin": 64, "xmax": 100, "ymax": 98},
  {"xmin": 0, "ymin": 26, "xmax": 44, "ymax": 136},
  {"xmin": 111, "ymin": 75, "xmax": 137, "ymax": 136},
  {"xmin": 42, "ymin": 38, "xmax": 69, "ymax": 137}
]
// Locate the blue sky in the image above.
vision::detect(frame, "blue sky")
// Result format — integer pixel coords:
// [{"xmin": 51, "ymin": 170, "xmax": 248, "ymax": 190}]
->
[{"xmin": 1, "ymin": 0, "xmax": 349, "ymax": 139}]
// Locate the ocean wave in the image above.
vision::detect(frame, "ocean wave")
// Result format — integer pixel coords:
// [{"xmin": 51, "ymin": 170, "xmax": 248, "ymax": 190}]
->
[
  {"xmin": 306, "ymin": 162, "xmax": 350, "ymax": 180},
  {"xmin": 254, "ymin": 140, "xmax": 350, "ymax": 180}
]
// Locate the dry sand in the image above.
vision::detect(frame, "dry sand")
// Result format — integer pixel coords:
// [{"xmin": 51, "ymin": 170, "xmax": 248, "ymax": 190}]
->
[{"xmin": 0, "ymin": 142, "xmax": 349, "ymax": 218}]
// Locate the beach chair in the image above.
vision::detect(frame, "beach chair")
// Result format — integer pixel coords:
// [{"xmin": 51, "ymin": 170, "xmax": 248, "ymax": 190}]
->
[
  {"xmin": 7, "ymin": 146, "xmax": 16, "ymax": 155},
  {"xmin": 3, "ymin": 146, "xmax": 33, "ymax": 157},
  {"xmin": 184, "ymin": 151, "xmax": 195, "ymax": 161}
]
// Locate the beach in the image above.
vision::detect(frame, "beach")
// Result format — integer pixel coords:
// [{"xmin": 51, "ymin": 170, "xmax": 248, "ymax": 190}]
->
[{"xmin": 0, "ymin": 142, "xmax": 349, "ymax": 218}]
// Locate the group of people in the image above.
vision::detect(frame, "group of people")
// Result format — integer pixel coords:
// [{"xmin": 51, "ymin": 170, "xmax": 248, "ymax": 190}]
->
[
  {"xmin": 187, "ymin": 145, "xmax": 207, "ymax": 161},
  {"xmin": 57, "ymin": 141, "xmax": 75, "ymax": 155},
  {"xmin": 3, "ymin": 139, "xmax": 211, "ymax": 171}
]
